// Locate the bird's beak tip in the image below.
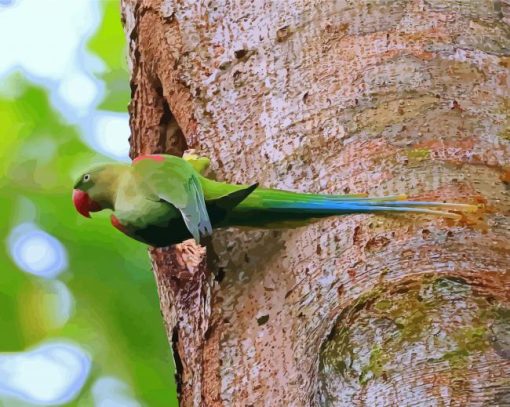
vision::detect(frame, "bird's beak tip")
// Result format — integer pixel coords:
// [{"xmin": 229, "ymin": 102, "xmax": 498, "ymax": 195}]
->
[{"xmin": 72, "ymin": 189, "xmax": 92, "ymax": 218}]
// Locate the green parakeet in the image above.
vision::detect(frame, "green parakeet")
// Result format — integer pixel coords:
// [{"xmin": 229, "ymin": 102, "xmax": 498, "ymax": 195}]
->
[{"xmin": 72, "ymin": 153, "xmax": 476, "ymax": 247}]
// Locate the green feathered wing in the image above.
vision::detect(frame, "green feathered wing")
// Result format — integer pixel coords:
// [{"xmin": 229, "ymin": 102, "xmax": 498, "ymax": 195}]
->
[{"xmin": 133, "ymin": 156, "xmax": 212, "ymax": 242}]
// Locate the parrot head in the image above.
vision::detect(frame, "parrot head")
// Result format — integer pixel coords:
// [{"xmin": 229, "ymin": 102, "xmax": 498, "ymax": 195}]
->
[{"xmin": 73, "ymin": 164, "xmax": 123, "ymax": 218}]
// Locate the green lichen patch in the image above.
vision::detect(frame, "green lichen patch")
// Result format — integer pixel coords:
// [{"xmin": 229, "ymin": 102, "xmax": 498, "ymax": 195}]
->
[
  {"xmin": 489, "ymin": 307, "xmax": 510, "ymax": 360},
  {"xmin": 439, "ymin": 326, "xmax": 490, "ymax": 369},
  {"xmin": 374, "ymin": 299, "xmax": 392, "ymax": 311},
  {"xmin": 319, "ymin": 273, "xmax": 505, "ymax": 394},
  {"xmin": 320, "ymin": 326, "xmax": 352, "ymax": 376},
  {"xmin": 499, "ymin": 127, "xmax": 510, "ymax": 142},
  {"xmin": 359, "ymin": 344, "xmax": 390, "ymax": 384},
  {"xmin": 406, "ymin": 148, "xmax": 430, "ymax": 162},
  {"xmin": 454, "ymin": 326, "xmax": 489, "ymax": 352}
]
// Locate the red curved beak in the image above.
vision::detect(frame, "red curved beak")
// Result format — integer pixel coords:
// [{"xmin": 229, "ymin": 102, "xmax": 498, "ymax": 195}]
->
[{"xmin": 73, "ymin": 189, "xmax": 101, "ymax": 218}]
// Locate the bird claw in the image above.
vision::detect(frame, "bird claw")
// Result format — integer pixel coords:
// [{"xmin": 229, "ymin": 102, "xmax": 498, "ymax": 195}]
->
[{"xmin": 198, "ymin": 223, "xmax": 212, "ymax": 237}]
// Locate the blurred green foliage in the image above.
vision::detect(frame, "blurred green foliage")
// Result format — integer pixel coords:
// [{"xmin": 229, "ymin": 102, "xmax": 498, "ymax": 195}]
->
[
  {"xmin": 0, "ymin": 1, "xmax": 178, "ymax": 405},
  {"xmin": 88, "ymin": 0, "xmax": 131, "ymax": 112}
]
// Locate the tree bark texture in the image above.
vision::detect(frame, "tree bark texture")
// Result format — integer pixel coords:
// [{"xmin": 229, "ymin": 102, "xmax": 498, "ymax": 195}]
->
[{"xmin": 121, "ymin": 0, "xmax": 510, "ymax": 405}]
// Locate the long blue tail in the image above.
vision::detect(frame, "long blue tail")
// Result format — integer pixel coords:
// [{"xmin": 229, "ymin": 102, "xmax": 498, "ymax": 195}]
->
[{"xmin": 236, "ymin": 188, "xmax": 478, "ymax": 219}]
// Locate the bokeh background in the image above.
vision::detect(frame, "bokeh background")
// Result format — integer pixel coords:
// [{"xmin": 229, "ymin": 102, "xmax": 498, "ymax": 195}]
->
[{"xmin": 0, "ymin": 0, "xmax": 178, "ymax": 405}]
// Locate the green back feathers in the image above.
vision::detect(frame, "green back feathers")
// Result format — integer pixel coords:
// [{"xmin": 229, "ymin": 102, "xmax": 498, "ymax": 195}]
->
[{"xmin": 132, "ymin": 155, "xmax": 213, "ymax": 242}]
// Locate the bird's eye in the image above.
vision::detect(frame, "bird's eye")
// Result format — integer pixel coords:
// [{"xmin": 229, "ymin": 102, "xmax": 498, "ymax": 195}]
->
[{"xmin": 83, "ymin": 174, "xmax": 90, "ymax": 182}]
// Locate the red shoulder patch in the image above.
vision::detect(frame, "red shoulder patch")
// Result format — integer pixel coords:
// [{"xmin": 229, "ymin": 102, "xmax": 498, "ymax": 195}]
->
[
  {"xmin": 132, "ymin": 154, "xmax": 165, "ymax": 164},
  {"xmin": 111, "ymin": 214, "xmax": 128, "ymax": 234}
]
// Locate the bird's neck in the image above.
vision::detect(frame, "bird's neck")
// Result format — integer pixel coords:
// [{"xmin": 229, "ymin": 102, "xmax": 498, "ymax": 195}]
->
[{"xmin": 95, "ymin": 165, "xmax": 131, "ymax": 210}]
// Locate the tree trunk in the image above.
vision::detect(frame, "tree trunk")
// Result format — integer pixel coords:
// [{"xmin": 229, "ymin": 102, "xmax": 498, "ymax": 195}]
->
[{"xmin": 121, "ymin": 0, "xmax": 510, "ymax": 405}]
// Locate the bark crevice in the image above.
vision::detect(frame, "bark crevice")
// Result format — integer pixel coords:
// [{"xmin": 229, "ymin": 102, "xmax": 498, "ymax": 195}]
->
[
  {"xmin": 153, "ymin": 77, "xmax": 188, "ymax": 156},
  {"xmin": 172, "ymin": 326, "xmax": 184, "ymax": 398}
]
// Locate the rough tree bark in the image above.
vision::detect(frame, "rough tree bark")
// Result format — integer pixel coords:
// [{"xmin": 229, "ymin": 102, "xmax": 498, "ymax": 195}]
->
[{"xmin": 120, "ymin": 0, "xmax": 510, "ymax": 405}]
